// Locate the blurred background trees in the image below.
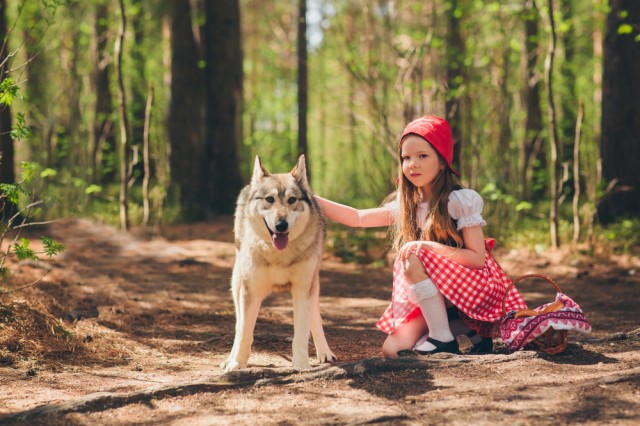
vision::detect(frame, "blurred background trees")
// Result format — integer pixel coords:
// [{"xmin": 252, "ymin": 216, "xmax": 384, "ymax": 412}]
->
[{"xmin": 0, "ymin": 0, "xmax": 638, "ymax": 253}]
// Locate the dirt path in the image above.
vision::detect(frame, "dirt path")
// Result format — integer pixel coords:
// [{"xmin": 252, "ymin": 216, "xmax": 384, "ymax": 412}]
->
[{"xmin": 0, "ymin": 218, "xmax": 638, "ymax": 425}]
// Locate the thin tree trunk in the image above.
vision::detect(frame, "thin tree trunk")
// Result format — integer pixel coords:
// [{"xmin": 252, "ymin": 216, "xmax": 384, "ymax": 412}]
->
[
  {"xmin": 572, "ymin": 102, "xmax": 583, "ymax": 245},
  {"xmin": 545, "ymin": 0, "xmax": 560, "ymax": 249},
  {"xmin": 115, "ymin": 0, "xmax": 129, "ymax": 231},
  {"xmin": 297, "ymin": 0, "xmax": 308, "ymax": 172},
  {"xmin": 0, "ymin": 0, "xmax": 16, "ymax": 220},
  {"xmin": 498, "ymin": 6, "xmax": 512, "ymax": 185},
  {"xmin": 142, "ymin": 84, "xmax": 153, "ymax": 228}
]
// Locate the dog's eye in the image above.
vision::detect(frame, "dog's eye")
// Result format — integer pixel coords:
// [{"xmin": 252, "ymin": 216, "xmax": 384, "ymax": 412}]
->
[
  {"xmin": 265, "ymin": 196, "xmax": 275, "ymax": 203},
  {"xmin": 287, "ymin": 197, "xmax": 297, "ymax": 204}
]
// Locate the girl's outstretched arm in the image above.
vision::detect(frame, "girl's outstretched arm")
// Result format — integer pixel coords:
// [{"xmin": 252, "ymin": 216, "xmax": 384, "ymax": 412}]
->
[{"xmin": 314, "ymin": 195, "xmax": 393, "ymax": 228}]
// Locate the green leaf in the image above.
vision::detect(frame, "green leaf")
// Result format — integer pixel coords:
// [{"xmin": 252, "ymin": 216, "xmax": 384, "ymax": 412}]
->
[
  {"xmin": 515, "ymin": 201, "xmax": 533, "ymax": 212},
  {"xmin": 20, "ymin": 162, "xmax": 39, "ymax": 183},
  {"xmin": 10, "ymin": 113, "xmax": 32, "ymax": 141},
  {"xmin": 85, "ymin": 184, "xmax": 102, "ymax": 195},
  {"xmin": 41, "ymin": 236, "xmax": 65, "ymax": 257},
  {"xmin": 14, "ymin": 238, "xmax": 39, "ymax": 261},
  {"xmin": 41, "ymin": 168, "xmax": 58, "ymax": 178},
  {"xmin": 0, "ymin": 78, "xmax": 18, "ymax": 106},
  {"xmin": 0, "ymin": 183, "xmax": 26, "ymax": 204},
  {"xmin": 618, "ymin": 24, "xmax": 633, "ymax": 34}
]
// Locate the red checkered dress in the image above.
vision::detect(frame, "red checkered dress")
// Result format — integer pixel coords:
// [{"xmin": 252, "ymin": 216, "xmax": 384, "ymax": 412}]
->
[{"xmin": 376, "ymin": 239, "xmax": 527, "ymax": 337}]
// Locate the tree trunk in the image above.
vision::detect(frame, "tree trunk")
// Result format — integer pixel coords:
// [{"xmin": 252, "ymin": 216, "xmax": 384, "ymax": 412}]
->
[
  {"xmin": 142, "ymin": 84, "xmax": 153, "ymax": 228},
  {"xmin": 520, "ymin": 0, "xmax": 545, "ymax": 200},
  {"xmin": 498, "ymin": 5, "xmax": 513, "ymax": 186},
  {"xmin": 92, "ymin": 0, "xmax": 116, "ymax": 184},
  {"xmin": 0, "ymin": 0, "xmax": 16, "ymax": 217},
  {"xmin": 129, "ymin": 0, "xmax": 146, "ymax": 181},
  {"xmin": 445, "ymin": 0, "xmax": 466, "ymax": 172},
  {"xmin": 115, "ymin": 0, "xmax": 129, "ymax": 231},
  {"xmin": 22, "ymin": 6, "xmax": 52, "ymax": 168},
  {"xmin": 598, "ymin": 0, "xmax": 640, "ymax": 223},
  {"xmin": 168, "ymin": 0, "xmax": 205, "ymax": 221},
  {"xmin": 297, "ymin": 0, "xmax": 308, "ymax": 176},
  {"xmin": 202, "ymin": 0, "xmax": 244, "ymax": 216},
  {"xmin": 545, "ymin": 0, "xmax": 560, "ymax": 249},
  {"xmin": 572, "ymin": 103, "xmax": 583, "ymax": 245}
]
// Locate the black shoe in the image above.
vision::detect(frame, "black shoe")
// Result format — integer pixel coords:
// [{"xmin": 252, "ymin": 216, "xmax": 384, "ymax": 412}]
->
[
  {"xmin": 414, "ymin": 337, "xmax": 461, "ymax": 355},
  {"xmin": 466, "ymin": 331, "xmax": 493, "ymax": 355},
  {"xmin": 396, "ymin": 349, "xmax": 418, "ymax": 357}
]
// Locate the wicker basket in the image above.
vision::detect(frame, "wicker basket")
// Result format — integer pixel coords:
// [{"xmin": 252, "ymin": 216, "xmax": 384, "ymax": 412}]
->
[{"xmin": 500, "ymin": 274, "xmax": 576, "ymax": 354}]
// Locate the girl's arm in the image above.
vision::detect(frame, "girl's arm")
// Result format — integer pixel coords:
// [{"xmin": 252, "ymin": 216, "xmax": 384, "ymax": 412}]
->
[
  {"xmin": 399, "ymin": 225, "xmax": 486, "ymax": 270},
  {"xmin": 314, "ymin": 195, "xmax": 394, "ymax": 228}
]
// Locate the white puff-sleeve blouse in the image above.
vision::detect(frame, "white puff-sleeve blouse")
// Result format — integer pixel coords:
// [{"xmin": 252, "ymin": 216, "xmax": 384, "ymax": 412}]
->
[
  {"xmin": 383, "ymin": 189, "xmax": 486, "ymax": 231},
  {"xmin": 447, "ymin": 189, "xmax": 486, "ymax": 230}
]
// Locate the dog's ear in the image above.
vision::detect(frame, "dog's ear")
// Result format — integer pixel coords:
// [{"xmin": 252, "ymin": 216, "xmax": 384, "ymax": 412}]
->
[
  {"xmin": 251, "ymin": 156, "xmax": 268, "ymax": 185},
  {"xmin": 291, "ymin": 154, "xmax": 309, "ymax": 186}
]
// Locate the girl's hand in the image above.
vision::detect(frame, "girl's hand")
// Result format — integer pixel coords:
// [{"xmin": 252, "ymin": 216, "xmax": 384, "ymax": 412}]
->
[{"xmin": 398, "ymin": 240, "xmax": 438, "ymax": 261}]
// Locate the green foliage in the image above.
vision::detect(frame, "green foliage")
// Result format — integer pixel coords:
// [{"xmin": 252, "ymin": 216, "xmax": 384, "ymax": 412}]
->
[
  {"xmin": 0, "ymin": 183, "xmax": 27, "ymax": 204},
  {"xmin": 0, "ymin": 78, "xmax": 19, "ymax": 106},
  {"xmin": 600, "ymin": 218, "xmax": 640, "ymax": 253},
  {"xmin": 327, "ymin": 225, "xmax": 389, "ymax": 265},
  {"xmin": 10, "ymin": 113, "xmax": 32, "ymax": 141},
  {"xmin": 13, "ymin": 238, "xmax": 38, "ymax": 261},
  {"xmin": 40, "ymin": 236, "xmax": 65, "ymax": 257}
]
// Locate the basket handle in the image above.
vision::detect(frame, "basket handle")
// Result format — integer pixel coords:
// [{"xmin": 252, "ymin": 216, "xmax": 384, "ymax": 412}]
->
[{"xmin": 501, "ymin": 273, "xmax": 563, "ymax": 316}]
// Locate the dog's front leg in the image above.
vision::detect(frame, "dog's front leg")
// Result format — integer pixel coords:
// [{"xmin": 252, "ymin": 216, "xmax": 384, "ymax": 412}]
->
[
  {"xmin": 309, "ymin": 272, "xmax": 337, "ymax": 364},
  {"xmin": 291, "ymin": 286, "xmax": 312, "ymax": 370},
  {"xmin": 222, "ymin": 283, "xmax": 262, "ymax": 372}
]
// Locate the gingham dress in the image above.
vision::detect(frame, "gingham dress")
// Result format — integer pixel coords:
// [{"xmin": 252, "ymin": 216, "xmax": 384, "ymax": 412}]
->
[{"xmin": 376, "ymin": 190, "xmax": 528, "ymax": 337}]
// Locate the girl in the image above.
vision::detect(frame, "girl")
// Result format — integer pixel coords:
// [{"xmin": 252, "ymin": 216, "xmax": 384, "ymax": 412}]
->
[{"xmin": 315, "ymin": 115, "xmax": 527, "ymax": 357}]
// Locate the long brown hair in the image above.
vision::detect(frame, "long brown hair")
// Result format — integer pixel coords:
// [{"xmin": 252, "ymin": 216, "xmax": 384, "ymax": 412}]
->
[{"xmin": 388, "ymin": 139, "xmax": 463, "ymax": 252}]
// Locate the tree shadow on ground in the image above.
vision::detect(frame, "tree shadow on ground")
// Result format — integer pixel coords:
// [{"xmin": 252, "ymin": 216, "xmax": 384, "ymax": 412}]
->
[
  {"xmin": 558, "ymin": 375, "xmax": 640, "ymax": 424},
  {"xmin": 536, "ymin": 343, "xmax": 619, "ymax": 365},
  {"xmin": 348, "ymin": 367, "xmax": 436, "ymax": 400}
]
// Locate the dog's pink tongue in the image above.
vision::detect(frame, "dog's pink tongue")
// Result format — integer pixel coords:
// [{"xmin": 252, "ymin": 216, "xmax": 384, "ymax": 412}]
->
[{"xmin": 272, "ymin": 233, "xmax": 288, "ymax": 251}]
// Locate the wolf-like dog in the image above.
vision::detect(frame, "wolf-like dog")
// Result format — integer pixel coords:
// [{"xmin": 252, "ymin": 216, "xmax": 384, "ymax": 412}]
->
[{"xmin": 221, "ymin": 155, "xmax": 337, "ymax": 372}]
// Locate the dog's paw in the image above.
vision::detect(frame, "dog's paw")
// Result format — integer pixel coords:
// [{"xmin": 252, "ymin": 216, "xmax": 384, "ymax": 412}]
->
[
  {"xmin": 292, "ymin": 359, "xmax": 311, "ymax": 370},
  {"xmin": 317, "ymin": 350, "xmax": 337, "ymax": 364},
  {"xmin": 221, "ymin": 358, "xmax": 242, "ymax": 372}
]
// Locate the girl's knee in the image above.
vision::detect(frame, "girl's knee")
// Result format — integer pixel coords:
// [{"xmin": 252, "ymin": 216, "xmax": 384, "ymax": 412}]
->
[{"xmin": 404, "ymin": 253, "xmax": 427, "ymax": 283}]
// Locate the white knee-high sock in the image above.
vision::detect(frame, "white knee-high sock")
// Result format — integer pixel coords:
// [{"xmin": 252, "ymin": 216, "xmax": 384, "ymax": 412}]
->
[{"xmin": 409, "ymin": 278, "xmax": 455, "ymax": 352}]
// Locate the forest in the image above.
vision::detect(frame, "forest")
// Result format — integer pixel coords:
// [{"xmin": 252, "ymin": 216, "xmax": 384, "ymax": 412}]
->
[
  {"xmin": 0, "ymin": 0, "xmax": 637, "ymax": 253},
  {"xmin": 0, "ymin": 1, "xmax": 639, "ymax": 424}
]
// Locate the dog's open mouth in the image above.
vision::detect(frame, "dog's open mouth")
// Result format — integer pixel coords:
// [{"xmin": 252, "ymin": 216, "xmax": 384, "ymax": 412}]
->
[
  {"xmin": 271, "ymin": 232, "xmax": 288, "ymax": 250},
  {"xmin": 264, "ymin": 220, "xmax": 289, "ymax": 251}
]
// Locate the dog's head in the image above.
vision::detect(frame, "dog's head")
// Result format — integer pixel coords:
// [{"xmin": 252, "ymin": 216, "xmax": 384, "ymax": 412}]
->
[{"xmin": 247, "ymin": 155, "xmax": 315, "ymax": 251}]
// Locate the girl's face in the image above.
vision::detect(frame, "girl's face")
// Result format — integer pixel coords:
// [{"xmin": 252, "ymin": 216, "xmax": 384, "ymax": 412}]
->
[{"xmin": 401, "ymin": 135, "xmax": 444, "ymax": 194}]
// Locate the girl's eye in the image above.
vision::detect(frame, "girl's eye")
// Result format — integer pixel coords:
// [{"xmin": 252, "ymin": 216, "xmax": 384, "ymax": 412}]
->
[
  {"xmin": 288, "ymin": 197, "xmax": 297, "ymax": 204},
  {"xmin": 419, "ymin": 154, "xmax": 428, "ymax": 158},
  {"xmin": 265, "ymin": 196, "xmax": 275, "ymax": 203}
]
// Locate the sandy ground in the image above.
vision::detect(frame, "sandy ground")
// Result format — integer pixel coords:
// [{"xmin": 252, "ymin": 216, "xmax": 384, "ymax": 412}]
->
[{"xmin": 0, "ymin": 218, "xmax": 638, "ymax": 425}]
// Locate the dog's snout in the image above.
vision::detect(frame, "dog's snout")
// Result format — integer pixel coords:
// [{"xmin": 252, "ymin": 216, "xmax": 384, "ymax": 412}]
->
[{"xmin": 275, "ymin": 220, "xmax": 288, "ymax": 232}]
